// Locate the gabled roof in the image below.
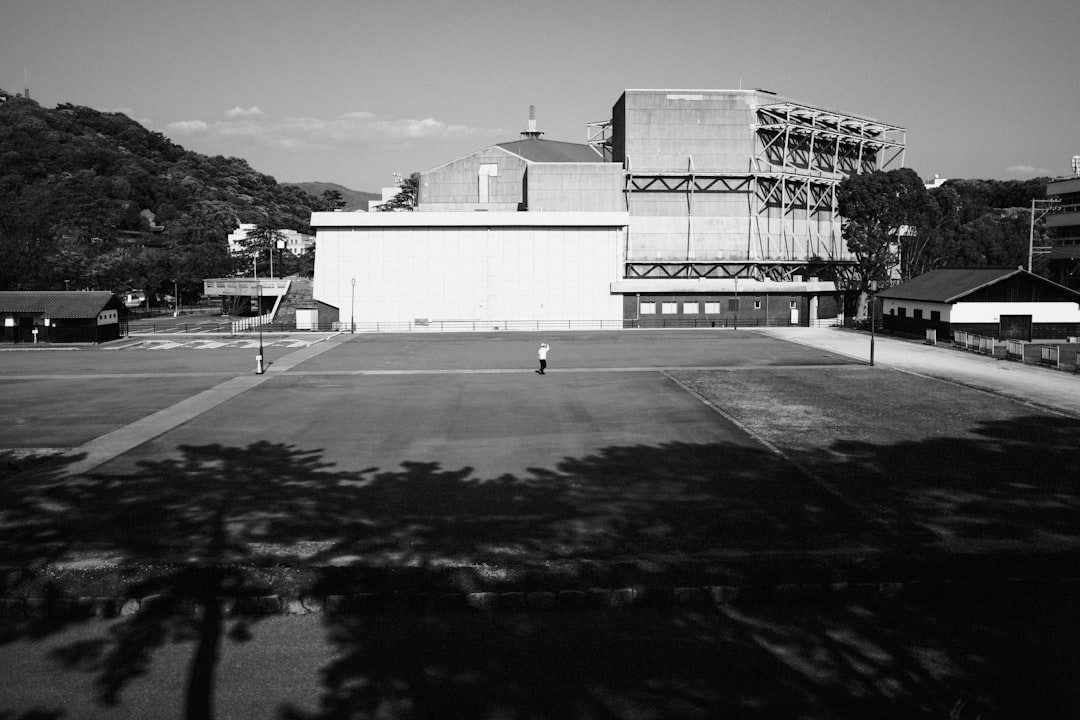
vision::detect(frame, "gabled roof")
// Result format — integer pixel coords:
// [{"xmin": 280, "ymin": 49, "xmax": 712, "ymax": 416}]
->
[
  {"xmin": 495, "ymin": 138, "xmax": 604, "ymax": 163},
  {"xmin": 0, "ymin": 291, "xmax": 121, "ymax": 318},
  {"xmin": 876, "ymin": 268, "xmax": 1080, "ymax": 304}
]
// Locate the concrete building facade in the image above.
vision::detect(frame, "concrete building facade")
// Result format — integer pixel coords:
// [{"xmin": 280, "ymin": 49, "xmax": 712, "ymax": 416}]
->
[
  {"xmin": 311, "ymin": 89, "xmax": 905, "ymax": 329},
  {"xmin": 1045, "ymin": 169, "xmax": 1080, "ymax": 292}
]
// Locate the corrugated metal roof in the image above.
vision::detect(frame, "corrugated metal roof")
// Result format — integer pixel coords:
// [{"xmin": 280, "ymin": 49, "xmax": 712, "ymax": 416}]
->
[
  {"xmin": 0, "ymin": 291, "xmax": 119, "ymax": 318},
  {"xmin": 876, "ymin": 268, "xmax": 1024, "ymax": 303},
  {"xmin": 495, "ymin": 139, "xmax": 603, "ymax": 163}
]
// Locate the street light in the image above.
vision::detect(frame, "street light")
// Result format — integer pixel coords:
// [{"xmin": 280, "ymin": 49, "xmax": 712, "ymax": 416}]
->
[
  {"xmin": 173, "ymin": 278, "xmax": 179, "ymax": 318},
  {"xmin": 350, "ymin": 278, "xmax": 356, "ymax": 333},
  {"xmin": 869, "ymin": 280, "xmax": 877, "ymax": 367},
  {"xmin": 255, "ymin": 282, "xmax": 265, "ymax": 374},
  {"xmin": 733, "ymin": 276, "xmax": 738, "ymax": 330}
]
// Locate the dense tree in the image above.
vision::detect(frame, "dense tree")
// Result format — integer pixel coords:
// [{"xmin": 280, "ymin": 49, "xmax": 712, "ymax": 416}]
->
[
  {"xmin": 901, "ymin": 185, "xmax": 962, "ymax": 280},
  {"xmin": 316, "ymin": 189, "xmax": 346, "ymax": 211},
  {"xmin": 947, "ymin": 210, "xmax": 1032, "ymax": 269},
  {"xmin": 376, "ymin": 172, "xmax": 419, "ymax": 211},
  {"xmin": 944, "ymin": 178, "xmax": 1047, "ymax": 223},
  {"xmin": 0, "ymin": 94, "xmax": 321, "ymax": 296}
]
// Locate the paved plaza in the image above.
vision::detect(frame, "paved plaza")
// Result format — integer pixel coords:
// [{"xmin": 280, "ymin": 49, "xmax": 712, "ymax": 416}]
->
[{"xmin": 2, "ymin": 326, "xmax": 1078, "ymax": 719}]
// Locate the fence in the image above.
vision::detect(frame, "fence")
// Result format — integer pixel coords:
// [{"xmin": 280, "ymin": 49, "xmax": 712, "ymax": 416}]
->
[
  {"xmin": 952, "ymin": 331, "xmax": 998, "ymax": 355},
  {"xmin": 1038, "ymin": 345, "xmax": 1080, "ymax": 370},
  {"xmin": 126, "ymin": 316, "xmax": 844, "ymax": 335}
]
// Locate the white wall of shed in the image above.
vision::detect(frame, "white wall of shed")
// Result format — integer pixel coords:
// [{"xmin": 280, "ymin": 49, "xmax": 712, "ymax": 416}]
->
[{"xmin": 951, "ymin": 301, "xmax": 1080, "ymax": 324}]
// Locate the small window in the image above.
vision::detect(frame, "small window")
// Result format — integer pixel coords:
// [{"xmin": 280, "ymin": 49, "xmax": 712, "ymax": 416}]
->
[
  {"xmin": 705, "ymin": 301, "xmax": 720, "ymax": 314},
  {"xmin": 931, "ymin": 310, "xmax": 941, "ymax": 322},
  {"xmin": 897, "ymin": 307, "xmax": 907, "ymax": 318},
  {"xmin": 914, "ymin": 309, "xmax": 924, "ymax": 320},
  {"xmin": 685, "ymin": 302, "xmax": 702, "ymax": 314},
  {"xmin": 789, "ymin": 300, "xmax": 797, "ymax": 310},
  {"xmin": 661, "ymin": 302, "xmax": 678, "ymax": 314},
  {"xmin": 640, "ymin": 302, "xmax": 656, "ymax": 314}
]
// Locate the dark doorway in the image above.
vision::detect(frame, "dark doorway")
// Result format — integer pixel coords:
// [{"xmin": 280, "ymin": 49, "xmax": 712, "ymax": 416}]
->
[
  {"xmin": 17, "ymin": 317, "xmax": 34, "ymax": 343},
  {"xmin": 999, "ymin": 314, "xmax": 1032, "ymax": 341}
]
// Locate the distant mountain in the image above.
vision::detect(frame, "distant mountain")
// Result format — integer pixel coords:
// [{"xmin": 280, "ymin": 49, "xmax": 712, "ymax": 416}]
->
[{"xmin": 285, "ymin": 182, "xmax": 379, "ymax": 211}]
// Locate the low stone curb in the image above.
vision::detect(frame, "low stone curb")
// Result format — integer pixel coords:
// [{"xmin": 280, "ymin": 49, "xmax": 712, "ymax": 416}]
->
[{"xmin": 2, "ymin": 578, "xmax": 1077, "ymax": 621}]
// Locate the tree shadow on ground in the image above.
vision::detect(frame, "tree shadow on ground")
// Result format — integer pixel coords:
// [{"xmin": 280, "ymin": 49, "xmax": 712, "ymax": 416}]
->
[
  {"xmin": 281, "ymin": 589, "xmax": 1080, "ymax": 720},
  {"xmin": 0, "ymin": 413, "xmax": 1078, "ymax": 718}
]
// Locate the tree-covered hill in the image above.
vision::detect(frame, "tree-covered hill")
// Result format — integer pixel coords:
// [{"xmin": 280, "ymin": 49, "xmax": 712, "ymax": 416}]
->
[{"xmin": 0, "ymin": 92, "xmax": 350, "ymax": 298}]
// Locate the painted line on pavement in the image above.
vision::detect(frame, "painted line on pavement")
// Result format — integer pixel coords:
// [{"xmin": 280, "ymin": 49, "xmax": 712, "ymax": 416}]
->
[
  {"xmin": 660, "ymin": 369, "xmax": 891, "ymax": 533},
  {"xmin": 50, "ymin": 336, "xmax": 350, "ymax": 478},
  {"xmin": 280, "ymin": 363, "xmax": 864, "ymax": 376}
]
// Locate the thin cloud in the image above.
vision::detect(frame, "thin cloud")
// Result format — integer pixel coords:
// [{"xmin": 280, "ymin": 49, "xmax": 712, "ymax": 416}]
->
[
  {"xmin": 1005, "ymin": 164, "xmax": 1054, "ymax": 176},
  {"xmin": 225, "ymin": 106, "xmax": 265, "ymax": 118},
  {"xmin": 166, "ymin": 119, "xmax": 209, "ymax": 135},
  {"xmin": 162, "ymin": 108, "xmax": 501, "ymax": 151}
]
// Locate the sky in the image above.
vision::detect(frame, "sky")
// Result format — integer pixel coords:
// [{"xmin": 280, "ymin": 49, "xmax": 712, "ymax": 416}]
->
[{"xmin": 2, "ymin": 0, "xmax": 1079, "ymax": 192}]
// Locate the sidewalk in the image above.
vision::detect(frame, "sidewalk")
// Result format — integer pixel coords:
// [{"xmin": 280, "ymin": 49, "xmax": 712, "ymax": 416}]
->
[{"xmin": 757, "ymin": 326, "xmax": 1080, "ymax": 418}]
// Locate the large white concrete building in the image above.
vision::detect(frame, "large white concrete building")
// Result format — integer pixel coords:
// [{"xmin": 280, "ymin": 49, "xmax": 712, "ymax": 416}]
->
[{"xmin": 312, "ymin": 89, "xmax": 905, "ymax": 330}]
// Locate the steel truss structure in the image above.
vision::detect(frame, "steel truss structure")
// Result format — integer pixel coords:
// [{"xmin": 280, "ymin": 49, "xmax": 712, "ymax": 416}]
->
[
  {"xmin": 622, "ymin": 258, "xmax": 858, "ymax": 284},
  {"xmin": 608, "ymin": 101, "xmax": 905, "ymax": 283}
]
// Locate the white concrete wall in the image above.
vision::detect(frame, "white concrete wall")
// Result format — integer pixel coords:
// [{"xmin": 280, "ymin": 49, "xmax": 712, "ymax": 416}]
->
[
  {"xmin": 951, "ymin": 301, "xmax": 1080, "ymax": 323},
  {"xmin": 312, "ymin": 213, "xmax": 628, "ymax": 325},
  {"xmin": 881, "ymin": 299, "xmax": 1080, "ymax": 323}
]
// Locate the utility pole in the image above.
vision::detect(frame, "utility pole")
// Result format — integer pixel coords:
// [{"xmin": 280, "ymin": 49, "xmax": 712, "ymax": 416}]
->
[{"xmin": 1029, "ymin": 198, "xmax": 1060, "ymax": 272}]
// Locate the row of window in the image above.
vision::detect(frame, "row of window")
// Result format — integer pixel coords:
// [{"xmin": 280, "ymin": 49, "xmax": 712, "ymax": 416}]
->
[
  {"xmin": 640, "ymin": 299, "xmax": 798, "ymax": 314},
  {"xmin": 892, "ymin": 307, "xmax": 941, "ymax": 321}
]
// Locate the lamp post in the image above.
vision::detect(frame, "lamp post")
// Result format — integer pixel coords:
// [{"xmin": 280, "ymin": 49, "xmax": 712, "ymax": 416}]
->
[
  {"xmin": 350, "ymin": 278, "xmax": 356, "ymax": 333},
  {"xmin": 869, "ymin": 280, "xmax": 877, "ymax": 367},
  {"xmin": 173, "ymin": 278, "xmax": 179, "ymax": 318},
  {"xmin": 733, "ymin": 276, "xmax": 738, "ymax": 330},
  {"xmin": 253, "ymin": 283, "xmax": 265, "ymax": 374}
]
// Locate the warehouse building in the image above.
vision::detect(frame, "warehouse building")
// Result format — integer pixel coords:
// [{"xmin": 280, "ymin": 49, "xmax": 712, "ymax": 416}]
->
[
  {"xmin": 0, "ymin": 291, "xmax": 125, "ymax": 344},
  {"xmin": 311, "ymin": 89, "xmax": 905, "ymax": 329},
  {"xmin": 876, "ymin": 267, "xmax": 1080, "ymax": 340}
]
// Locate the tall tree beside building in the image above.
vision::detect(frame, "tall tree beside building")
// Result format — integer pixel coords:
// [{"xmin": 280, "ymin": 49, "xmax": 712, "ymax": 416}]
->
[{"xmin": 837, "ymin": 168, "xmax": 929, "ymax": 301}]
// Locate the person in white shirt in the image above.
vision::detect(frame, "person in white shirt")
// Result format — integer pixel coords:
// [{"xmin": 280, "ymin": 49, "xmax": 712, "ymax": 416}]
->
[{"xmin": 536, "ymin": 342, "xmax": 550, "ymax": 375}]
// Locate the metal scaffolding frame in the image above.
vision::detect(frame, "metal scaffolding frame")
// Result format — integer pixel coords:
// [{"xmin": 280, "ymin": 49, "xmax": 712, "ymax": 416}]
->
[
  {"xmin": 586, "ymin": 120, "xmax": 613, "ymax": 161},
  {"xmin": 619, "ymin": 101, "xmax": 905, "ymax": 283}
]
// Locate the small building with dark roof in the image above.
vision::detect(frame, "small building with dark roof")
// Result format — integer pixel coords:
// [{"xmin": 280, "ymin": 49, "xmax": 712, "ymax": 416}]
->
[
  {"xmin": 0, "ymin": 291, "xmax": 125, "ymax": 344},
  {"xmin": 876, "ymin": 268, "xmax": 1080, "ymax": 341}
]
